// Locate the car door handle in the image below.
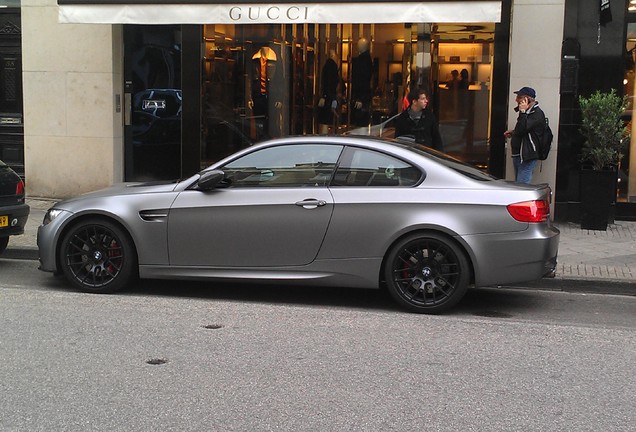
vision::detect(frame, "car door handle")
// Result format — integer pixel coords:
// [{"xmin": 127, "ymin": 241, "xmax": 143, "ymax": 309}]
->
[{"xmin": 295, "ymin": 199, "xmax": 327, "ymax": 209}]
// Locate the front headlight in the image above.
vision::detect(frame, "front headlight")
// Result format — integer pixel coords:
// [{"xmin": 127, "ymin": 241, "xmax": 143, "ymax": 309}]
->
[{"xmin": 42, "ymin": 209, "xmax": 65, "ymax": 226}]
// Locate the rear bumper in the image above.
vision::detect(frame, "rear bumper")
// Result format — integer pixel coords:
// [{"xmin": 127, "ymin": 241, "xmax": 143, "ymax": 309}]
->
[
  {"xmin": 0, "ymin": 203, "xmax": 30, "ymax": 237},
  {"xmin": 462, "ymin": 224, "xmax": 560, "ymax": 287}
]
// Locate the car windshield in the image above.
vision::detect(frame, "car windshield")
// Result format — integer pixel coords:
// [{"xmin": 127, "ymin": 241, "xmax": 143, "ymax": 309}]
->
[{"xmin": 394, "ymin": 140, "xmax": 498, "ymax": 182}]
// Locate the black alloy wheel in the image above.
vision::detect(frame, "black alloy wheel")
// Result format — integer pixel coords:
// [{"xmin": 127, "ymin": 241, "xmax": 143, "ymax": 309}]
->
[
  {"xmin": 60, "ymin": 219, "xmax": 136, "ymax": 293},
  {"xmin": 385, "ymin": 232, "xmax": 469, "ymax": 313}
]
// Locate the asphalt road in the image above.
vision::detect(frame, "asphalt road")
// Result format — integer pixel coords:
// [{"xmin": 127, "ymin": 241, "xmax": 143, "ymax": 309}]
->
[{"xmin": 2, "ymin": 258, "xmax": 636, "ymax": 431}]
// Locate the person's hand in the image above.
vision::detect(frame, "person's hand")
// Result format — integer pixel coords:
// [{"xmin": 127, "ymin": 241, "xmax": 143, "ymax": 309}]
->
[
  {"xmin": 504, "ymin": 129, "xmax": 513, "ymax": 139},
  {"xmin": 355, "ymin": 101, "xmax": 363, "ymax": 110},
  {"xmin": 274, "ymin": 101, "xmax": 283, "ymax": 109},
  {"xmin": 518, "ymin": 97, "xmax": 529, "ymax": 113}
]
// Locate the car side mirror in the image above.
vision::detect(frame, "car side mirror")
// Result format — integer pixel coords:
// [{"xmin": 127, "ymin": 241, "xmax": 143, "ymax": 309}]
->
[{"xmin": 197, "ymin": 169, "xmax": 226, "ymax": 190}]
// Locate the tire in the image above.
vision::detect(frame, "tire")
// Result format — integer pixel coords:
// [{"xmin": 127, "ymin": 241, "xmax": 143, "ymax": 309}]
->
[
  {"xmin": 0, "ymin": 237, "xmax": 8, "ymax": 255},
  {"xmin": 60, "ymin": 219, "xmax": 137, "ymax": 293},
  {"xmin": 384, "ymin": 232, "xmax": 470, "ymax": 314}
]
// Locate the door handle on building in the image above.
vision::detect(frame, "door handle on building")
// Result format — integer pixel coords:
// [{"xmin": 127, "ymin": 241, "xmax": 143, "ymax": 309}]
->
[{"xmin": 124, "ymin": 93, "xmax": 132, "ymax": 126}]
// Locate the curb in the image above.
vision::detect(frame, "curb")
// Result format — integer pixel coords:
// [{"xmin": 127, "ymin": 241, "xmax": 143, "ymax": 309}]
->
[
  {"xmin": 1, "ymin": 247, "xmax": 38, "ymax": 261},
  {"xmin": 500, "ymin": 277, "xmax": 636, "ymax": 297}
]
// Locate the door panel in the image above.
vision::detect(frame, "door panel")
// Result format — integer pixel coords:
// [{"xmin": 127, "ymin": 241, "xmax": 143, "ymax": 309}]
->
[{"xmin": 168, "ymin": 188, "xmax": 334, "ymax": 267}]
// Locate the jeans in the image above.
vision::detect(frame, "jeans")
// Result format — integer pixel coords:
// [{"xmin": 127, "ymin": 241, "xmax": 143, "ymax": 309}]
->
[{"xmin": 512, "ymin": 156, "xmax": 538, "ymax": 184}]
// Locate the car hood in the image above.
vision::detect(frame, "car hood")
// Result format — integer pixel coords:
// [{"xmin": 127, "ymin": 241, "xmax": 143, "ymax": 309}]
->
[{"xmin": 53, "ymin": 181, "xmax": 181, "ymax": 207}]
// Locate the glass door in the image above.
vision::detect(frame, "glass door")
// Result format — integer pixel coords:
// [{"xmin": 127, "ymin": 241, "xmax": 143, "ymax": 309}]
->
[{"xmin": 123, "ymin": 25, "xmax": 182, "ymax": 181}]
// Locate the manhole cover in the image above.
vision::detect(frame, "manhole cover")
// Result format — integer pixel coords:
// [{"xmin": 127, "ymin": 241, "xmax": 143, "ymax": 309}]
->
[{"xmin": 473, "ymin": 310, "xmax": 513, "ymax": 318}]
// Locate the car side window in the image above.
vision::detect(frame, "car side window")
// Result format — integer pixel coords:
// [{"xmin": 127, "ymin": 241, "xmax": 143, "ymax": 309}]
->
[
  {"xmin": 221, "ymin": 144, "xmax": 343, "ymax": 187},
  {"xmin": 332, "ymin": 147, "xmax": 421, "ymax": 187}
]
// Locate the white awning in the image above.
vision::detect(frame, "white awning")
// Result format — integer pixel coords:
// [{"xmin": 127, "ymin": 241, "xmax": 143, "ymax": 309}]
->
[{"xmin": 58, "ymin": 2, "xmax": 501, "ymax": 24}]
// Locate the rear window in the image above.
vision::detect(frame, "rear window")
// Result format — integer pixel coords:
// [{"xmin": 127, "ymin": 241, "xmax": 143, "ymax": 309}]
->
[{"xmin": 398, "ymin": 141, "xmax": 498, "ymax": 182}]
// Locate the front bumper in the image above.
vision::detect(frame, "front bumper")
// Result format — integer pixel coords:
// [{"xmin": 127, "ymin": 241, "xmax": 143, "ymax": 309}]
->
[{"xmin": 37, "ymin": 208, "xmax": 73, "ymax": 273}]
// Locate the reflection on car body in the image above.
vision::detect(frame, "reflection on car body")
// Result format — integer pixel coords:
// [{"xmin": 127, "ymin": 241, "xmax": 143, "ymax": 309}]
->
[{"xmin": 37, "ymin": 136, "xmax": 559, "ymax": 313}]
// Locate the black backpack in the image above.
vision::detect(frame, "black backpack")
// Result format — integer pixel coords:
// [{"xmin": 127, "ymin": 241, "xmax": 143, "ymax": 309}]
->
[{"xmin": 537, "ymin": 117, "xmax": 553, "ymax": 160}]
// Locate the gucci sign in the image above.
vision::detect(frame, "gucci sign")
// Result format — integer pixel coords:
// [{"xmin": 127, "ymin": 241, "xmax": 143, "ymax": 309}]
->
[{"xmin": 228, "ymin": 6, "xmax": 310, "ymax": 22}]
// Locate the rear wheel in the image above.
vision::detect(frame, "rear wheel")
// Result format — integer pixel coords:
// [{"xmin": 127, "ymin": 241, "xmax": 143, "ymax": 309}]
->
[
  {"xmin": 384, "ymin": 232, "xmax": 469, "ymax": 313},
  {"xmin": 60, "ymin": 219, "xmax": 136, "ymax": 293}
]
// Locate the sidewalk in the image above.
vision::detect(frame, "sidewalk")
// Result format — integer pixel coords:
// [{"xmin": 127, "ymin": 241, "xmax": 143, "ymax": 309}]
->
[{"xmin": 4, "ymin": 197, "xmax": 636, "ymax": 293}]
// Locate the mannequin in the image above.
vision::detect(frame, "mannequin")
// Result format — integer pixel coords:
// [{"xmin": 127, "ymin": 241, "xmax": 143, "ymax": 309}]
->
[
  {"xmin": 248, "ymin": 45, "xmax": 283, "ymax": 138},
  {"xmin": 350, "ymin": 37, "xmax": 373, "ymax": 127},
  {"xmin": 318, "ymin": 49, "xmax": 340, "ymax": 134}
]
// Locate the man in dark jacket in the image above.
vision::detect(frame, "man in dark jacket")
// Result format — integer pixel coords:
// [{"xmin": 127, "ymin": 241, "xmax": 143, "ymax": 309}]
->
[
  {"xmin": 394, "ymin": 87, "xmax": 444, "ymax": 152},
  {"xmin": 504, "ymin": 86, "xmax": 546, "ymax": 184}
]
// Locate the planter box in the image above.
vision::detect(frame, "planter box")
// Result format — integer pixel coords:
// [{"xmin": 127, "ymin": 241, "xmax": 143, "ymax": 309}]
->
[{"xmin": 579, "ymin": 169, "xmax": 617, "ymax": 230}]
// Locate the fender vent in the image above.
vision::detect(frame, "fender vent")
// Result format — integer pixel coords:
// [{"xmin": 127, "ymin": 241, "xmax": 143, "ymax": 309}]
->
[{"xmin": 139, "ymin": 209, "xmax": 169, "ymax": 222}]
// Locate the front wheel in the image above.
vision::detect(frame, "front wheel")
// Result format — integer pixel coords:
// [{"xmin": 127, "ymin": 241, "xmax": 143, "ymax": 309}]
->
[
  {"xmin": 60, "ymin": 219, "xmax": 137, "ymax": 293},
  {"xmin": 384, "ymin": 233, "xmax": 470, "ymax": 313}
]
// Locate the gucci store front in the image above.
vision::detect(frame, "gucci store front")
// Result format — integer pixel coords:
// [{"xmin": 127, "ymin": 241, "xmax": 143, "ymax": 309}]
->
[{"xmin": 56, "ymin": 0, "xmax": 508, "ymax": 182}]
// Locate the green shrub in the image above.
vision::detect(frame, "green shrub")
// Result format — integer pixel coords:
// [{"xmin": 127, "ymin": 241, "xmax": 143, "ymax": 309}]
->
[{"xmin": 578, "ymin": 89, "xmax": 629, "ymax": 171}]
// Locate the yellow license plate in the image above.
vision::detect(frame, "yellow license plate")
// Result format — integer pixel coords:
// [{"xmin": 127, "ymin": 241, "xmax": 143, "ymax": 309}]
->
[{"xmin": 0, "ymin": 215, "xmax": 7, "ymax": 228}]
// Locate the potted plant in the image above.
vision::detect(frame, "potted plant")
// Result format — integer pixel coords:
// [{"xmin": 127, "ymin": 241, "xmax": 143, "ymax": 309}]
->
[{"xmin": 578, "ymin": 89, "xmax": 629, "ymax": 230}]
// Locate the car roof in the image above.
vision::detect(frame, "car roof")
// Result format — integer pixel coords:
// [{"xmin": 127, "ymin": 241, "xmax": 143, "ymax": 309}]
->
[{"xmin": 245, "ymin": 135, "xmax": 431, "ymax": 156}]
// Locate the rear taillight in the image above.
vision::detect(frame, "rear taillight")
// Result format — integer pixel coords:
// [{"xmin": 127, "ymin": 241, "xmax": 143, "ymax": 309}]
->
[
  {"xmin": 16, "ymin": 180, "xmax": 25, "ymax": 196},
  {"xmin": 507, "ymin": 199, "xmax": 550, "ymax": 223}
]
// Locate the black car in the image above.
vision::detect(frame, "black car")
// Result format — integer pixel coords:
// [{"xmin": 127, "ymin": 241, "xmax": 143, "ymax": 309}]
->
[{"xmin": 0, "ymin": 160, "xmax": 29, "ymax": 254}]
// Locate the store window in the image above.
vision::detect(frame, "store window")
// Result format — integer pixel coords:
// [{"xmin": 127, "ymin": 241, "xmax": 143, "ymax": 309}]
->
[
  {"xmin": 201, "ymin": 23, "xmax": 495, "ymax": 171},
  {"xmin": 434, "ymin": 24, "xmax": 495, "ymax": 170},
  {"xmin": 624, "ymin": 6, "xmax": 636, "ymax": 203}
]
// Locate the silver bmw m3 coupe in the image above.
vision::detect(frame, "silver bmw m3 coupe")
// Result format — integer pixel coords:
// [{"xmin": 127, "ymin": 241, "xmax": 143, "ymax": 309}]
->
[{"xmin": 37, "ymin": 136, "xmax": 559, "ymax": 313}]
